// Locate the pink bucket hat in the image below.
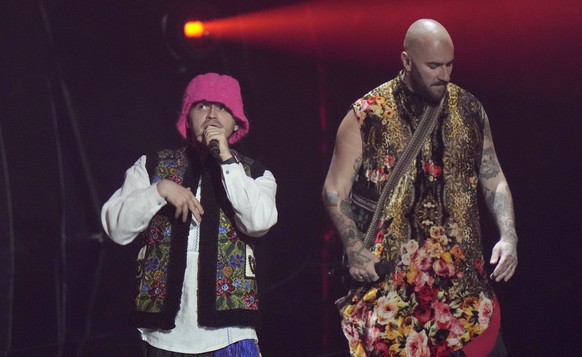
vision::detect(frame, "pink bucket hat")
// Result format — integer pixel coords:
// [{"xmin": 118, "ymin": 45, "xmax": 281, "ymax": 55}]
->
[{"xmin": 176, "ymin": 73, "xmax": 249, "ymax": 144}]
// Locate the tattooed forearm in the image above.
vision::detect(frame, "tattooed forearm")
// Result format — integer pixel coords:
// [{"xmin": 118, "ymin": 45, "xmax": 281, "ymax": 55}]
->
[
  {"xmin": 483, "ymin": 187, "xmax": 518, "ymax": 243},
  {"xmin": 330, "ymin": 207, "xmax": 369, "ymax": 268},
  {"xmin": 328, "ymin": 209, "xmax": 361, "ymax": 249},
  {"xmin": 322, "ymin": 153, "xmax": 365, "ymax": 256},
  {"xmin": 340, "ymin": 199, "xmax": 354, "ymax": 220},
  {"xmin": 347, "ymin": 244, "xmax": 372, "ymax": 267},
  {"xmin": 338, "ymin": 224, "xmax": 362, "ymax": 249},
  {"xmin": 500, "ymin": 216, "xmax": 517, "ymax": 242},
  {"xmin": 323, "ymin": 190, "xmax": 362, "ymax": 249},
  {"xmin": 483, "ymin": 189, "xmax": 510, "ymax": 212}
]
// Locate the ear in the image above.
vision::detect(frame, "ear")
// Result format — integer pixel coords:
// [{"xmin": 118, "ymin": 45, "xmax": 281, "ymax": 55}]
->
[{"xmin": 401, "ymin": 51, "xmax": 412, "ymax": 71}]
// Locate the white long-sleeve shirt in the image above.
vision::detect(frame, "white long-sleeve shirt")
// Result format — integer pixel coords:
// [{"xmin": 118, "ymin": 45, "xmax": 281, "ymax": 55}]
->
[{"xmin": 101, "ymin": 154, "xmax": 278, "ymax": 353}]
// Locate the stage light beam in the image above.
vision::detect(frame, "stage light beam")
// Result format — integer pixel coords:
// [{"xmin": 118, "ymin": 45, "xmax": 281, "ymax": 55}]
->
[{"xmin": 198, "ymin": 0, "xmax": 579, "ymax": 104}]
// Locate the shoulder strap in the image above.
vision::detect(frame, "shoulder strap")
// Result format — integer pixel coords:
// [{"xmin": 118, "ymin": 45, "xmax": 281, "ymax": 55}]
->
[{"xmin": 362, "ymin": 97, "xmax": 445, "ymax": 249}]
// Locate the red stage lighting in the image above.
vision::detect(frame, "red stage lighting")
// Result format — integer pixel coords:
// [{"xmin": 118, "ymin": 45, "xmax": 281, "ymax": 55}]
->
[{"xmin": 201, "ymin": 0, "xmax": 580, "ymax": 104}]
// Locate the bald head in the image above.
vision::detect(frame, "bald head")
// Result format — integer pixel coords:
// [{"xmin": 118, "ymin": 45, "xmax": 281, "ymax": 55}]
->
[
  {"xmin": 403, "ymin": 19, "xmax": 453, "ymax": 57},
  {"xmin": 401, "ymin": 19, "xmax": 455, "ymax": 104}
]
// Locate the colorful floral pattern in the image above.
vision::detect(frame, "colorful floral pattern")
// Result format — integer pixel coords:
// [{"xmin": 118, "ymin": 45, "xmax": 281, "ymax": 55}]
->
[
  {"xmin": 422, "ymin": 161, "xmax": 443, "ymax": 181},
  {"xmin": 341, "ymin": 77, "xmax": 494, "ymax": 356},
  {"xmin": 133, "ymin": 149, "xmax": 189, "ymax": 313},
  {"xmin": 354, "ymin": 94, "xmax": 403, "ymax": 185},
  {"xmin": 151, "ymin": 152, "xmax": 186, "ymax": 185},
  {"xmin": 133, "ymin": 148, "xmax": 260, "ymax": 316},
  {"xmin": 341, "ymin": 227, "xmax": 493, "ymax": 356},
  {"xmin": 215, "ymin": 213, "xmax": 259, "ymax": 312},
  {"xmin": 135, "ymin": 215, "xmax": 172, "ymax": 312}
]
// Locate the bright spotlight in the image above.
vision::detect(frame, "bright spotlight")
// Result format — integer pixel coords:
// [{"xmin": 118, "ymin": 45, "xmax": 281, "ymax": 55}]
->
[
  {"xmin": 162, "ymin": 1, "xmax": 217, "ymax": 62},
  {"xmin": 184, "ymin": 21, "xmax": 207, "ymax": 38}
]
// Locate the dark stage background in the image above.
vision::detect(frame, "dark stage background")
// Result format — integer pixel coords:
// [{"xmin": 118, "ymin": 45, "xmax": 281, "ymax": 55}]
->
[{"xmin": 1, "ymin": 0, "xmax": 581, "ymax": 356}]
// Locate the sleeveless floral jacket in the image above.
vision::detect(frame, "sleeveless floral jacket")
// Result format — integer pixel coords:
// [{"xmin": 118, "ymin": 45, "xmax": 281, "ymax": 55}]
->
[{"xmin": 338, "ymin": 76, "xmax": 496, "ymax": 356}]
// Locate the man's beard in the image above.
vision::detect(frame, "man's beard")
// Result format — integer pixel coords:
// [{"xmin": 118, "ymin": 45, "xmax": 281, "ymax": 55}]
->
[{"xmin": 410, "ymin": 63, "xmax": 447, "ymax": 106}]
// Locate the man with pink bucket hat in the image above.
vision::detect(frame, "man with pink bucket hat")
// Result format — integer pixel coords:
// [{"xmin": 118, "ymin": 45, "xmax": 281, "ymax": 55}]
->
[{"xmin": 102, "ymin": 73, "xmax": 278, "ymax": 356}]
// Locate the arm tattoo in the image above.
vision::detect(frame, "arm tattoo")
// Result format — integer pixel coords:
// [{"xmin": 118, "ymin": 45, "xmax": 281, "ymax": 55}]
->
[
  {"xmin": 323, "ymin": 155, "xmax": 365, "ymax": 256},
  {"xmin": 480, "ymin": 115, "xmax": 518, "ymax": 244},
  {"xmin": 484, "ymin": 188, "xmax": 518, "ymax": 243},
  {"xmin": 340, "ymin": 199, "xmax": 354, "ymax": 220},
  {"xmin": 348, "ymin": 244, "xmax": 372, "ymax": 267},
  {"xmin": 339, "ymin": 224, "xmax": 361, "ymax": 249},
  {"xmin": 351, "ymin": 155, "xmax": 362, "ymax": 182},
  {"xmin": 480, "ymin": 118, "xmax": 501, "ymax": 180},
  {"xmin": 328, "ymin": 209, "xmax": 361, "ymax": 248},
  {"xmin": 323, "ymin": 191, "xmax": 362, "ymax": 249},
  {"xmin": 323, "ymin": 191, "xmax": 339, "ymax": 207},
  {"xmin": 480, "ymin": 146, "xmax": 500, "ymax": 180}
]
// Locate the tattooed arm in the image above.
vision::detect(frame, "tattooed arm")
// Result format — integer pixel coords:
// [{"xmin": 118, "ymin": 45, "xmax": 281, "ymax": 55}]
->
[
  {"xmin": 479, "ymin": 112, "xmax": 518, "ymax": 282},
  {"xmin": 322, "ymin": 110, "xmax": 379, "ymax": 283}
]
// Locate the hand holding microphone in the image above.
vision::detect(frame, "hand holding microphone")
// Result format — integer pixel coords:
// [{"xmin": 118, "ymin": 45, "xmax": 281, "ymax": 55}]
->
[
  {"xmin": 204, "ymin": 126, "xmax": 228, "ymax": 160},
  {"xmin": 208, "ymin": 139, "xmax": 221, "ymax": 159}
]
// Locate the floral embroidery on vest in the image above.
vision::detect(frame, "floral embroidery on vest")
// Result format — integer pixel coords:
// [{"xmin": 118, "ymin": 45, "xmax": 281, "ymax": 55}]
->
[
  {"xmin": 130, "ymin": 147, "xmax": 262, "ymax": 329},
  {"xmin": 216, "ymin": 212, "xmax": 259, "ymax": 311},
  {"xmin": 133, "ymin": 148, "xmax": 189, "ymax": 316},
  {"xmin": 134, "ymin": 215, "xmax": 172, "ymax": 313}
]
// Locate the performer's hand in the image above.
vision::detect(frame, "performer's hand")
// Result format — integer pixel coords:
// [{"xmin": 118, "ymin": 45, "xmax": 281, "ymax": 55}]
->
[
  {"xmin": 489, "ymin": 239, "xmax": 518, "ymax": 282},
  {"xmin": 347, "ymin": 243, "xmax": 381, "ymax": 283},
  {"xmin": 156, "ymin": 179, "xmax": 204, "ymax": 223}
]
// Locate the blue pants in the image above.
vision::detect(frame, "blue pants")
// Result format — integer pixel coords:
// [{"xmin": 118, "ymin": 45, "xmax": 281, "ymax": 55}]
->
[{"xmin": 142, "ymin": 339, "xmax": 260, "ymax": 357}]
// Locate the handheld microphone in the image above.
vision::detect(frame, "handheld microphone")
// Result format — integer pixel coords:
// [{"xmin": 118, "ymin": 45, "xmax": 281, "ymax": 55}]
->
[
  {"xmin": 328, "ymin": 260, "xmax": 390, "ymax": 281},
  {"xmin": 208, "ymin": 139, "xmax": 220, "ymax": 159}
]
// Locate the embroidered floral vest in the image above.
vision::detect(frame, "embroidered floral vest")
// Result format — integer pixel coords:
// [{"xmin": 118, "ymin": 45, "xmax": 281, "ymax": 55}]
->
[
  {"xmin": 129, "ymin": 147, "xmax": 264, "ymax": 330},
  {"xmin": 339, "ymin": 76, "xmax": 496, "ymax": 355}
]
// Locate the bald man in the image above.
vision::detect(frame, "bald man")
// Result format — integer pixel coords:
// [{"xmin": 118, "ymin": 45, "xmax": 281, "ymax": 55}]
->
[{"xmin": 323, "ymin": 19, "xmax": 516, "ymax": 356}]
